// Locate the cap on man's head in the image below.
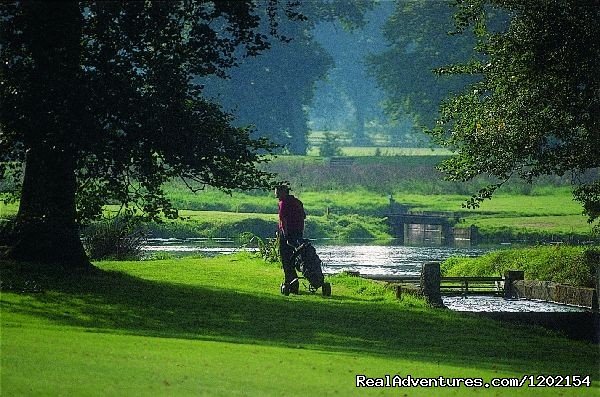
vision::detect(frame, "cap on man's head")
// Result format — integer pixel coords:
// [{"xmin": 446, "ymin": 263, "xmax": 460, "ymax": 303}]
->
[{"xmin": 275, "ymin": 184, "xmax": 290, "ymax": 194}]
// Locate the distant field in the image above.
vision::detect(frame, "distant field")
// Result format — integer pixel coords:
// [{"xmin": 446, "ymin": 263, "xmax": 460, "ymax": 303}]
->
[
  {"xmin": 125, "ymin": 188, "xmax": 591, "ymax": 241},
  {"xmin": 395, "ymin": 188, "xmax": 583, "ymax": 217},
  {"xmin": 305, "ymin": 146, "xmax": 452, "ymax": 157},
  {"xmin": 339, "ymin": 147, "xmax": 453, "ymax": 156},
  {"xmin": 1, "ymin": 155, "xmax": 593, "ymax": 241},
  {"xmin": 161, "ymin": 186, "xmax": 582, "ymax": 218}
]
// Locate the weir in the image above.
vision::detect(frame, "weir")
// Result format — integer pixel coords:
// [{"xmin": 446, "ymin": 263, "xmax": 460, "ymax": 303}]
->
[
  {"xmin": 387, "ymin": 212, "xmax": 477, "ymax": 246},
  {"xmin": 360, "ymin": 263, "xmax": 600, "ymax": 343}
]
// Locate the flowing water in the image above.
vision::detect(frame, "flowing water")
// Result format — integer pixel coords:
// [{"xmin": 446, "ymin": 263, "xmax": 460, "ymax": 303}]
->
[
  {"xmin": 314, "ymin": 244, "xmax": 486, "ymax": 276},
  {"xmin": 143, "ymin": 238, "xmax": 488, "ymax": 276},
  {"xmin": 142, "ymin": 238, "xmax": 588, "ymax": 312}
]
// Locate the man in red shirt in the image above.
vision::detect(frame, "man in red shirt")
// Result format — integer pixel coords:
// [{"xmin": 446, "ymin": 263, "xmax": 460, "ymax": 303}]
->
[{"xmin": 275, "ymin": 184, "xmax": 306, "ymax": 294}]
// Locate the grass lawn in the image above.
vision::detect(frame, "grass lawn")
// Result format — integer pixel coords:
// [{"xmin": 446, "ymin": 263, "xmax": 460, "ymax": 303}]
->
[{"xmin": 1, "ymin": 253, "xmax": 598, "ymax": 396}]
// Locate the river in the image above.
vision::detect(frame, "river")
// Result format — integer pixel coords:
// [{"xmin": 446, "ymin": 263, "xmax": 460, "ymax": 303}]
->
[
  {"xmin": 142, "ymin": 238, "xmax": 588, "ymax": 313},
  {"xmin": 143, "ymin": 238, "xmax": 488, "ymax": 276}
]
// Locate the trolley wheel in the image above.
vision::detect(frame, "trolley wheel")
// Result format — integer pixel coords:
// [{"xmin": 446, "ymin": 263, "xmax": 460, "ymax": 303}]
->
[
  {"xmin": 289, "ymin": 279, "xmax": 299, "ymax": 294},
  {"xmin": 280, "ymin": 283, "xmax": 290, "ymax": 296},
  {"xmin": 322, "ymin": 282, "xmax": 331, "ymax": 297}
]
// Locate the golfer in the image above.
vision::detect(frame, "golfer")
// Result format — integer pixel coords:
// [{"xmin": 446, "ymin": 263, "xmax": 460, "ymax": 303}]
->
[{"xmin": 275, "ymin": 184, "xmax": 306, "ymax": 294}]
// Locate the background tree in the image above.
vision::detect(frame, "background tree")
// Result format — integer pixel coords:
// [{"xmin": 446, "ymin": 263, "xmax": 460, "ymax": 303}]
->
[
  {"xmin": 311, "ymin": 2, "xmax": 391, "ymax": 146},
  {"xmin": 429, "ymin": 0, "xmax": 600, "ymax": 225},
  {"xmin": 0, "ymin": 1, "xmax": 303, "ymax": 268},
  {"xmin": 201, "ymin": 24, "xmax": 333, "ymax": 155},
  {"xmin": 368, "ymin": 0, "xmax": 477, "ymax": 130},
  {"xmin": 201, "ymin": 0, "xmax": 373, "ymax": 154},
  {"xmin": 319, "ymin": 132, "xmax": 343, "ymax": 157}
]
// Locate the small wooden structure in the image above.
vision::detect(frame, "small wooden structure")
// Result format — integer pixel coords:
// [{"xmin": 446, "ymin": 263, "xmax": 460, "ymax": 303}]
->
[
  {"xmin": 387, "ymin": 213, "xmax": 477, "ymax": 245},
  {"xmin": 360, "ymin": 273, "xmax": 506, "ymax": 297}
]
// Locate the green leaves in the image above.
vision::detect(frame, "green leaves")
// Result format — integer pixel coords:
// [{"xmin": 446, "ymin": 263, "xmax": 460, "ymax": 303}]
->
[
  {"xmin": 1, "ymin": 1, "xmax": 302, "ymax": 225},
  {"xmin": 429, "ymin": 0, "xmax": 600, "ymax": 224},
  {"xmin": 368, "ymin": 0, "xmax": 478, "ymax": 129}
]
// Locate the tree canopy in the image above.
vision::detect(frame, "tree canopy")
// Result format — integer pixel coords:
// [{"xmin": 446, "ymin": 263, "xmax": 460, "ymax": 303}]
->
[
  {"xmin": 368, "ymin": 0, "xmax": 477, "ymax": 129},
  {"xmin": 427, "ymin": 0, "xmax": 600, "ymax": 225},
  {"xmin": 201, "ymin": 0, "xmax": 374, "ymax": 154},
  {"xmin": 311, "ymin": 2, "xmax": 391, "ymax": 146},
  {"xmin": 201, "ymin": 12, "xmax": 333, "ymax": 155},
  {"xmin": 0, "ymin": 1, "xmax": 303, "ymax": 266}
]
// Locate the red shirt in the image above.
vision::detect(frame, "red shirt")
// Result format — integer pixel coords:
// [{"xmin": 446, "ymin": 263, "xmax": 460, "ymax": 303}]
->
[{"xmin": 278, "ymin": 195, "xmax": 305, "ymax": 235}]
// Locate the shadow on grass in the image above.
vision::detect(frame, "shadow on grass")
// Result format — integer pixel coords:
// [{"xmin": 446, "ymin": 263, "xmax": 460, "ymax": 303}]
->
[{"xmin": 1, "ymin": 264, "xmax": 597, "ymax": 377}]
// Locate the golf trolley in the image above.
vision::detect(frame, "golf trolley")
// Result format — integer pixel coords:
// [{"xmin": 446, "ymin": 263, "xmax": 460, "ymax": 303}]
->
[{"xmin": 280, "ymin": 239, "xmax": 331, "ymax": 297}]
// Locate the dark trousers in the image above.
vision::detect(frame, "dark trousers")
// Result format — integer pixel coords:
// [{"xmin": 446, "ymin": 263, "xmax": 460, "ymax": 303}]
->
[{"xmin": 279, "ymin": 231, "xmax": 302, "ymax": 284}]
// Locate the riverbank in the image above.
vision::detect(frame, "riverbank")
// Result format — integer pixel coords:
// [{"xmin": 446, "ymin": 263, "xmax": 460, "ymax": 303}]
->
[
  {"xmin": 441, "ymin": 245, "xmax": 599, "ymax": 288},
  {"xmin": 1, "ymin": 253, "xmax": 598, "ymax": 395},
  {"xmin": 145, "ymin": 210, "xmax": 393, "ymax": 241},
  {"xmin": 147, "ymin": 181, "xmax": 598, "ymax": 243}
]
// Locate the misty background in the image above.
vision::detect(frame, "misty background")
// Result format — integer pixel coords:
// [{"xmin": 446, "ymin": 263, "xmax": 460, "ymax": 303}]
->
[{"xmin": 198, "ymin": 0, "xmax": 476, "ymax": 155}]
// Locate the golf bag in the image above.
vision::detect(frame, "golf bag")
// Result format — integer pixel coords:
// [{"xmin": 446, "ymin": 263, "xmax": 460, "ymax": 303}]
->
[{"xmin": 281, "ymin": 239, "xmax": 331, "ymax": 296}]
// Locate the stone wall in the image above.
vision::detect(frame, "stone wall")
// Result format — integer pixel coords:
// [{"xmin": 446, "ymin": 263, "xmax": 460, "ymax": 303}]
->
[{"xmin": 512, "ymin": 280, "xmax": 598, "ymax": 311}]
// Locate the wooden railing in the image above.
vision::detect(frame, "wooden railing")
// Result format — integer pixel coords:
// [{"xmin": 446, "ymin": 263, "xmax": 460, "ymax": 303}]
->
[
  {"xmin": 440, "ymin": 276, "xmax": 503, "ymax": 296},
  {"xmin": 359, "ymin": 274, "xmax": 504, "ymax": 296}
]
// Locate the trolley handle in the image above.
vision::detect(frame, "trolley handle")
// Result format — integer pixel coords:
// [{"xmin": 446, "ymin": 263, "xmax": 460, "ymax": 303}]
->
[{"xmin": 285, "ymin": 239, "xmax": 308, "ymax": 253}]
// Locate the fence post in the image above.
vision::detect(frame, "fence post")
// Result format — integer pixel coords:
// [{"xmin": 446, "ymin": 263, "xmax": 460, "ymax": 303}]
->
[
  {"xmin": 395, "ymin": 285, "xmax": 402, "ymax": 300},
  {"xmin": 421, "ymin": 262, "xmax": 445, "ymax": 308},
  {"xmin": 504, "ymin": 270, "xmax": 525, "ymax": 299}
]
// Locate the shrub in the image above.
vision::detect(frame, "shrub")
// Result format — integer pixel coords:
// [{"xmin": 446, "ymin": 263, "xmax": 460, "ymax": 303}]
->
[
  {"xmin": 82, "ymin": 217, "xmax": 147, "ymax": 261},
  {"xmin": 240, "ymin": 232, "xmax": 280, "ymax": 263},
  {"xmin": 319, "ymin": 132, "xmax": 343, "ymax": 157}
]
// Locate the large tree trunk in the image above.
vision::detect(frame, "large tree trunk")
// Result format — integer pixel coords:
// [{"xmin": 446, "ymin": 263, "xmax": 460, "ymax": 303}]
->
[
  {"xmin": 6, "ymin": 2, "xmax": 90, "ymax": 270},
  {"xmin": 8, "ymin": 147, "xmax": 90, "ymax": 269}
]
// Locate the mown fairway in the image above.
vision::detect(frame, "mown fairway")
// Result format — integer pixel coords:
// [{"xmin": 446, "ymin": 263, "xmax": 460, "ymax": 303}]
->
[{"xmin": 1, "ymin": 254, "xmax": 598, "ymax": 396}]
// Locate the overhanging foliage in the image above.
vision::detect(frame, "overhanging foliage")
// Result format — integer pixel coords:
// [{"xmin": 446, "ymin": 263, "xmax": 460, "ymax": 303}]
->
[{"xmin": 428, "ymin": 0, "xmax": 600, "ymax": 225}]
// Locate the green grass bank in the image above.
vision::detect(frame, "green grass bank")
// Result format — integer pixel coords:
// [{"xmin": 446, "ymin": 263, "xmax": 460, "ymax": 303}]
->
[
  {"xmin": 1, "ymin": 253, "xmax": 598, "ymax": 396},
  {"xmin": 132, "ymin": 186, "xmax": 594, "ymax": 243},
  {"xmin": 442, "ymin": 245, "xmax": 600, "ymax": 287},
  {"xmin": 145, "ymin": 210, "xmax": 393, "ymax": 241}
]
